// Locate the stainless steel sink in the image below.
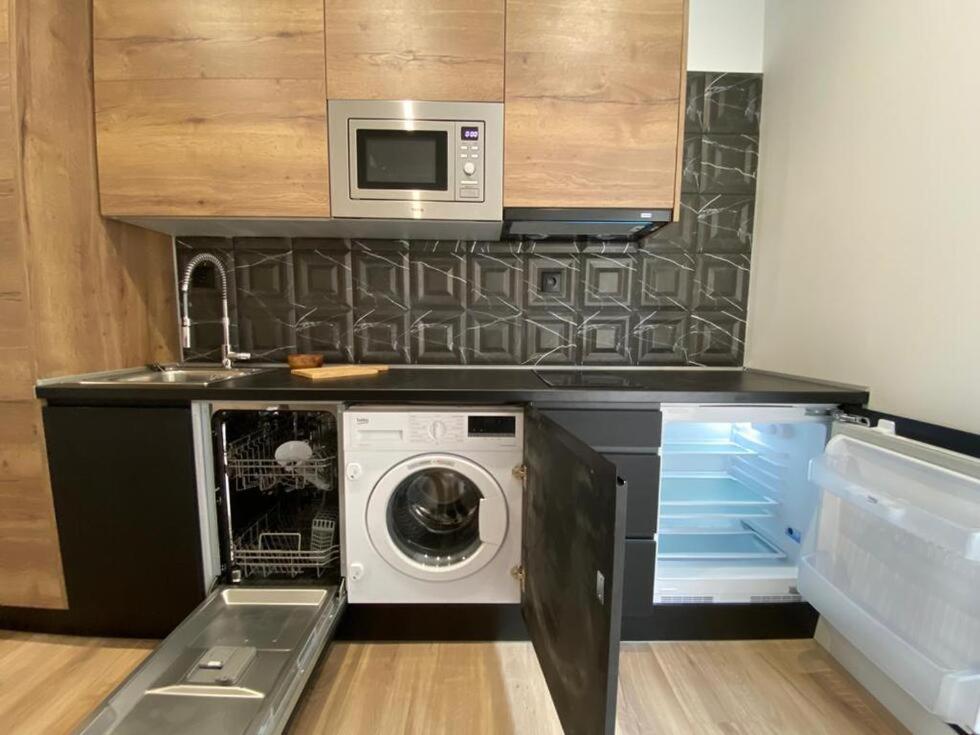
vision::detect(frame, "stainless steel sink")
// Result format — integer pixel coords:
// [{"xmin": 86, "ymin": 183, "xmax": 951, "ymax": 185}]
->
[{"xmin": 79, "ymin": 365, "xmax": 270, "ymax": 387}]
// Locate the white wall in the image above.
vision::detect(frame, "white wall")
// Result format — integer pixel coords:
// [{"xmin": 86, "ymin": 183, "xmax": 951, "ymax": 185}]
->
[
  {"xmin": 687, "ymin": 0, "xmax": 765, "ymax": 72},
  {"xmin": 746, "ymin": 0, "xmax": 980, "ymax": 434}
]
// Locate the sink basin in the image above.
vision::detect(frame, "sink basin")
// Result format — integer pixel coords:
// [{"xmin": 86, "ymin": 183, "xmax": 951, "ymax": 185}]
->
[{"xmin": 80, "ymin": 366, "xmax": 270, "ymax": 387}]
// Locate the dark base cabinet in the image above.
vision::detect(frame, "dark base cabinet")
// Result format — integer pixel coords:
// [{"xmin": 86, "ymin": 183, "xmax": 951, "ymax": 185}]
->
[
  {"xmin": 0, "ymin": 406, "xmax": 206, "ymax": 637},
  {"xmin": 543, "ymin": 406, "xmax": 820, "ymax": 641},
  {"xmin": 622, "ymin": 603, "xmax": 820, "ymax": 641}
]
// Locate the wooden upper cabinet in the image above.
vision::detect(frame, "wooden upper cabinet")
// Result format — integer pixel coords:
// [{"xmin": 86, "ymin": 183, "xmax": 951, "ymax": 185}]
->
[
  {"xmin": 93, "ymin": 0, "xmax": 331, "ymax": 217},
  {"xmin": 504, "ymin": 0, "xmax": 687, "ymax": 210},
  {"xmin": 324, "ymin": 0, "xmax": 505, "ymax": 102}
]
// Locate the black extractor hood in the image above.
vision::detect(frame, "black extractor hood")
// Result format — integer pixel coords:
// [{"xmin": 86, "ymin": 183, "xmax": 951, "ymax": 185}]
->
[{"xmin": 503, "ymin": 207, "xmax": 673, "ymax": 241}]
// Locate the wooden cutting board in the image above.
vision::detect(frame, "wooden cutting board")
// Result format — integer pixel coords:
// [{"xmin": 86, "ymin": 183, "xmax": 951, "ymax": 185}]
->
[{"xmin": 291, "ymin": 364, "xmax": 390, "ymax": 380}]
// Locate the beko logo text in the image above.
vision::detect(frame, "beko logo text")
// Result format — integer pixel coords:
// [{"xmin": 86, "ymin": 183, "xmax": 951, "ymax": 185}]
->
[{"xmin": 355, "ymin": 418, "xmax": 369, "ymax": 425}]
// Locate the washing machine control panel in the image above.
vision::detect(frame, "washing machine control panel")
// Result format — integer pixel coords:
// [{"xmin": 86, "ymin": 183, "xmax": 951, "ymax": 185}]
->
[
  {"xmin": 408, "ymin": 415, "xmax": 465, "ymax": 444},
  {"xmin": 346, "ymin": 409, "xmax": 522, "ymax": 450}
]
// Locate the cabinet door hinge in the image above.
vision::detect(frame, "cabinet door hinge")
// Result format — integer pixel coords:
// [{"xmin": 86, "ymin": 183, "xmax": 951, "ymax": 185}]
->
[
  {"xmin": 511, "ymin": 565, "xmax": 525, "ymax": 593},
  {"xmin": 512, "ymin": 464, "xmax": 527, "ymax": 488},
  {"xmin": 829, "ymin": 409, "xmax": 871, "ymax": 427}
]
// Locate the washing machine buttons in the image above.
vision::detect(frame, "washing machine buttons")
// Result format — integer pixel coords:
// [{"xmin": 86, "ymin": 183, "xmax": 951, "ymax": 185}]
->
[
  {"xmin": 349, "ymin": 563, "xmax": 364, "ymax": 580},
  {"xmin": 345, "ymin": 462, "xmax": 363, "ymax": 480}
]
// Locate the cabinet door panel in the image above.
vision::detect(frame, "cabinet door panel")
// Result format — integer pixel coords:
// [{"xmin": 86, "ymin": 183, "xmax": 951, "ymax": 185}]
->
[
  {"xmin": 95, "ymin": 79, "xmax": 329, "ymax": 217},
  {"xmin": 41, "ymin": 406, "xmax": 205, "ymax": 636},
  {"xmin": 93, "ymin": 0, "xmax": 330, "ymax": 217},
  {"xmin": 325, "ymin": 0, "xmax": 504, "ymax": 102},
  {"xmin": 0, "ymin": 402, "xmax": 66, "ymax": 609},
  {"xmin": 504, "ymin": 0, "xmax": 686, "ymax": 208},
  {"xmin": 523, "ymin": 408, "xmax": 626, "ymax": 735}
]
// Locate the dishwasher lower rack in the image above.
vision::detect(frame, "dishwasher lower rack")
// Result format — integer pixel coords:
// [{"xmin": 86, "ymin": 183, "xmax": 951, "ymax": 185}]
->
[{"xmin": 232, "ymin": 502, "xmax": 340, "ymax": 579}]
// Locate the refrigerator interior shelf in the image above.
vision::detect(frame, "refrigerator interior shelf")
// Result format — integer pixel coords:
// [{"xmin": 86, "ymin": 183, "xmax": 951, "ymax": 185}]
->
[
  {"xmin": 660, "ymin": 476, "xmax": 777, "ymax": 506},
  {"xmin": 658, "ymin": 530, "xmax": 787, "ymax": 560},
  {"xmin": 661, "ymin": 442, "xmax": 754, "ymax": 456},
  {"xmin": 660, "ymin": 503, "xmax": 776, "ymax": 520}
]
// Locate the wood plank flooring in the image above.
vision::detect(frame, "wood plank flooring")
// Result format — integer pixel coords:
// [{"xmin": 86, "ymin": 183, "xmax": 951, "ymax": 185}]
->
[{"xmin": 0, "ymin": 632, "xmax": 907, "ymax": 734}]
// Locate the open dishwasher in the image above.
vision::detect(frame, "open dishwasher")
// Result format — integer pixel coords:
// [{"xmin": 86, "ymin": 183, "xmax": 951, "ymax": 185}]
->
[
  {"xmin": 77, "ymin": 402, "xmax": 634, "ymax": 735},
  {"xmin": 76, "ymin": 402, "xmax": 345, "ymax": 735}
]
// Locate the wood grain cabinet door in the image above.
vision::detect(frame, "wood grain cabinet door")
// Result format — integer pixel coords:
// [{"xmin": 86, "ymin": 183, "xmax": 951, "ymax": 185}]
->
[
  {"xmin": 93, "ymin": 0, "xmax": 331, "ymax": 217},
  {"xmin": 324, "ymin": 0, "xmax": 505, "ymax": 102},
  {"xmin": 504, "ymin": 0, "xmax": 687, "ymax": 210}
]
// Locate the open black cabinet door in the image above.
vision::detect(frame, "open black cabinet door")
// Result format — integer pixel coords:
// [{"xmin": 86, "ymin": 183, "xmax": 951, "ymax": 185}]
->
[{"xmin": 523, "ymin": 408, "xmax": 627, "ymax": 735}]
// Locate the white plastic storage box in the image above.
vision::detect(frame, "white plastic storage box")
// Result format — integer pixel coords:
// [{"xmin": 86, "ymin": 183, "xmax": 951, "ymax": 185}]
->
[{"xmin": 799, "ymin": 427, "xmax": 980, "ymax": 731}]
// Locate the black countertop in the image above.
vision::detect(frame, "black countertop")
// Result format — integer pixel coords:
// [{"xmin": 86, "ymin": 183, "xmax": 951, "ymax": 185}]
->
[{"xmin": 36, "ymin": 367, "xmax": 869, "ymax": 407}]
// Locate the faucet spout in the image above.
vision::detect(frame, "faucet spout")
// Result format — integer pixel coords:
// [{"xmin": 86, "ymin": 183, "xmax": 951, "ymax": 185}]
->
[{"xmin": 179, "ymin": 253, "xmax": 250, "ymax": 368}]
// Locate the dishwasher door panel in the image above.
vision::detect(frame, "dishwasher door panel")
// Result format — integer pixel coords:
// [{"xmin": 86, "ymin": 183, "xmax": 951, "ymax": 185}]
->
[{"xmin": 76, "ymin": 586, "xmax": 344, "ymax": 735}]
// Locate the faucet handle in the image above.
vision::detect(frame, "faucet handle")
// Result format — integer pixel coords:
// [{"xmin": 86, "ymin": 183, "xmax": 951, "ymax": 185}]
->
[{"xmin": 227, "ymin": 350, "xmax": 251, "ymax": 363}]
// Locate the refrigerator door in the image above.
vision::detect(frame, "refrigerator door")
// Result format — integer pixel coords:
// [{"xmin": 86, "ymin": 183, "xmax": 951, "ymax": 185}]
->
[
  {"xmin": 522, "ymin": 408, "xmax": 627, "ymax": 735},
  {"xmin": 799, "ymin": 423, "xmax": 980, "ymax": 731},
  {"xmin": 75, "ymin": 586, "xmax": 346, "ymax": 735}
]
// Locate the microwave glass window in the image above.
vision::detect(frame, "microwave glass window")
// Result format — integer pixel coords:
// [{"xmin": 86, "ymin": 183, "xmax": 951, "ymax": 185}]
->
[{"xmin": 356, "ymin": 129, "xmax": 448, "ymax": 191}]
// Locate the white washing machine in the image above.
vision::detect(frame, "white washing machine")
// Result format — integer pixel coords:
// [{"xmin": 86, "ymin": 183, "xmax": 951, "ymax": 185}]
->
[{"xmin": 342, "ymin": 406, "xmax": 523, "ymax": 604}]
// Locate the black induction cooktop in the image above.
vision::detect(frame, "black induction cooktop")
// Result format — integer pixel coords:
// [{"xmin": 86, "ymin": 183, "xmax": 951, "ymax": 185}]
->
[{"xmin": 533, "ymin": 370, "xmax": 653, "ymax": 389}]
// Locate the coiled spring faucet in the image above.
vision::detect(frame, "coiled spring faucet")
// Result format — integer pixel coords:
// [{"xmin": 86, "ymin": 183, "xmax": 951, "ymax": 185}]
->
[{"xmin": 179, "ymin": 253, "xmax": 250, "ymax": 369}]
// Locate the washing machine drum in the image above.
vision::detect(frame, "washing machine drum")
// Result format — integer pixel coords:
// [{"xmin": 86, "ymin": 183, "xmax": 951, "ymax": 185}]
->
[{"xmin": 366, "ymin": 455, "xmax": 509, "ymax": 581}]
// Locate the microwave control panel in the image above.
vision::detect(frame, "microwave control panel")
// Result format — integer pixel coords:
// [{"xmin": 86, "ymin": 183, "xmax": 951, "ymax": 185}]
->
[{"xmin": 455, "ymin": 121, "xmax": 485, "ymax": 202}]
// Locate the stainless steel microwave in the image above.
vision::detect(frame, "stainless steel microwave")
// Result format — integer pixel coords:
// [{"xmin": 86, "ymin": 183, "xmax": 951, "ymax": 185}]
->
[{"xmin": 327, "ymin": 100, "xmax": 503, "ymax": 222}]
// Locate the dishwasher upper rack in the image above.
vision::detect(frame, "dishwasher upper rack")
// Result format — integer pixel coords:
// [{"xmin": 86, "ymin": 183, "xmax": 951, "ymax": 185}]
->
[{"xmin": 224, "ymin": 421, "xmax": 337, "ymax": 493}]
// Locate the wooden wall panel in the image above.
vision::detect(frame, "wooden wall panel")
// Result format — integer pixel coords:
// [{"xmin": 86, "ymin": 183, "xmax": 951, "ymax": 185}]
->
[
  {"xmin": 504, "ymin": 0, "xmax": 686, "ymax": 208},
  {"xmin": 0, "ymin": 0, "xmax": 182, "ymax": 611},
  {"xmin": 14, "ymin": 0, "xmax": 179, "ymax": 379},
  {"xmin": 325, "ymin": 0, "xmax": 505, "ymax": 101},
  {"xmin": 93, "ymin": 0, "xmax": 330, "ymax": 217},
  {"xmin": 0, "ymin": 402, "xmax": 65, "ymax": 609}
]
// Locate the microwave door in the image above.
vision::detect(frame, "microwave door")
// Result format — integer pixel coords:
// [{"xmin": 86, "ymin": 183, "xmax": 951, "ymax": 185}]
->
[{"xmin": 348, "ymin": 120, "xmax": 455, "ymax": 203}]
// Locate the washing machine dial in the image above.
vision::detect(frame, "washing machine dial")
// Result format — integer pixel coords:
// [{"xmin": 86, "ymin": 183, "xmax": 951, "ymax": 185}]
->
[
  {"xmin": 345, "ymin": 462, "xmax": 363, "ymax": 480},
  {"xmin": 429, "ymin": 420, "xmax": 447, "ymax": 441}
]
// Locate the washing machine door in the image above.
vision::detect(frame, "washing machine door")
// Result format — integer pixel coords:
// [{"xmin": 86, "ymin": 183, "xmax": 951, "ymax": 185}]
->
[{"xmin": 365, "ymin": 454, "xmax": 508, "ymax": 582}]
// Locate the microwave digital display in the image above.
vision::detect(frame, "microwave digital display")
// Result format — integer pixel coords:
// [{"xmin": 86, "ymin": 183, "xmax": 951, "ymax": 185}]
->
[{"xmin": 461, "ymin": 126, "xmax": 480, "ymax": 141}]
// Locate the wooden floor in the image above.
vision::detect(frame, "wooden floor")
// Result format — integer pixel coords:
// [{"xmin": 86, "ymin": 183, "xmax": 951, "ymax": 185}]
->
[{"xmin": 0, "ymin": 632, "xmax": 907, "ymax": 734}]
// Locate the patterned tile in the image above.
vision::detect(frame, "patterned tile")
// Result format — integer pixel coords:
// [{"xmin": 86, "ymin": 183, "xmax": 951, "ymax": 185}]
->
[
  {"xmin": 580, "ymin": 312, "xmax": 633, "ymax": 365},
  {"xmin": 523, "ymin": 311, "xmax": 578, "ymax": 365},
  {"xmin": 583, "ymin": 255, "xmax": 635, "ymax": 308},
  {"xmin": 353, "ymin": 312, "xmax": 411, "ymax": 364},
  {"xmin": 525, "ymin": 253, "xmax": 580, "ymax": 310},
  {"xmin": 174, "ymin": 72, "xmax": 760, "ymax": 368},
  {"xmin": 466, "ymin": 311, "xmax": 523, "ymax": 364},
  {"xmin": 695, "ymin": 194, "xmax": 755, "ymax": 253},
  {"xmin": 692, "ymin": 253, "xmax": 750, "ymax": 313},
  {"xmin": 638, "ymin": 251, "xmax": 695, "ymax": 310},
  {"xmin": 688, "ymin": 311, "xmax": 746, "ymax": 365},
  {"xmin": 700, "ymin": 134, "xmax": 759, "ymax": 194},
  {"xmin": 468, "ymin": 253, "xmax": 524, "ymax": 309},
  {"xmin": 643, "ymin": 194, "xmax": 700, "ymax": 252},
  {"xmin": 703, "ymin": 73, "xmax": 763, "ymax": 133},
  {"xmin": 411, "ymin": 310, "xmax": 465, "ymax": 364},
  {"xmin": 635, "ymin": 313, "xmax": 691, "ymax": 365},
  {"xmin": 411, "ymin": 254, "xmax": 467, "ymax": 309},
  {"xmin": 685, "ymin": 72, "xmax": 706, "ymax": 134}
]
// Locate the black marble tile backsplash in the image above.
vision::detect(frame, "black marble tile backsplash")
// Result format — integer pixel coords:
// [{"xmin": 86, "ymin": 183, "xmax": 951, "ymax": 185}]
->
[{"xmin": 178, "ymin": 72, "xmax": 761, "ymax": 367}]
